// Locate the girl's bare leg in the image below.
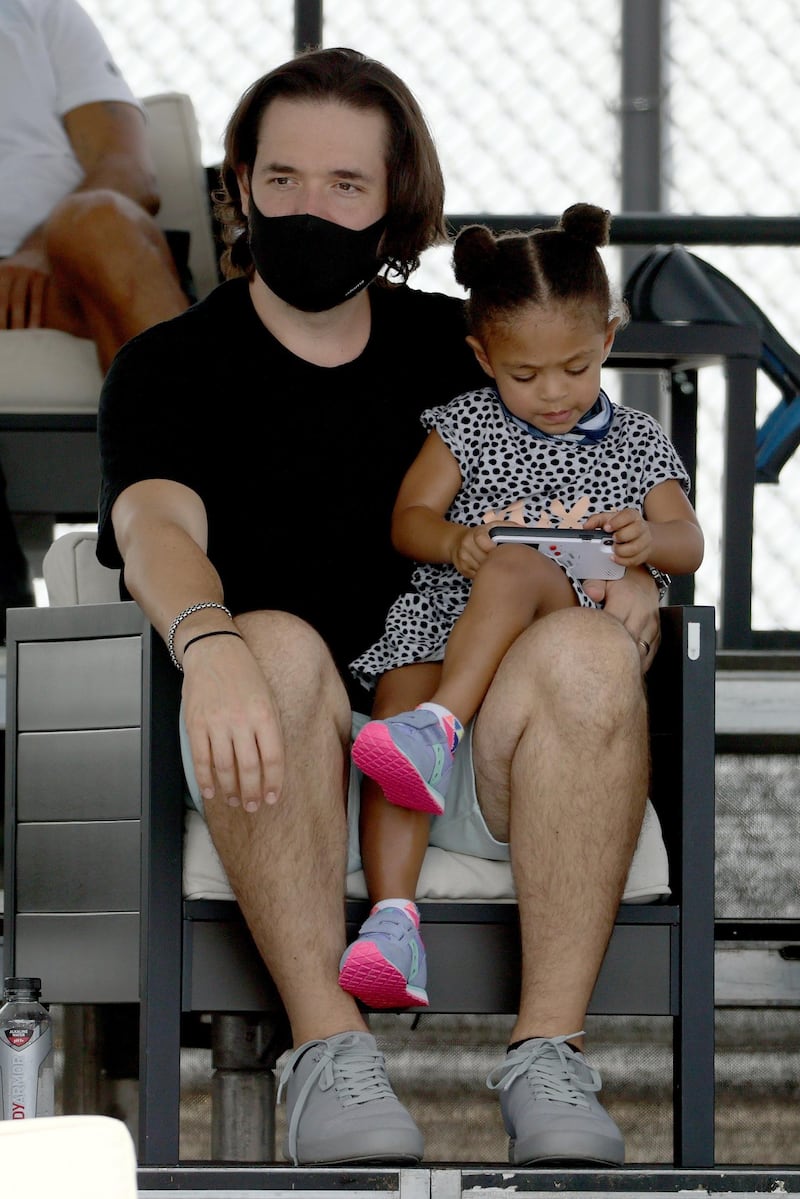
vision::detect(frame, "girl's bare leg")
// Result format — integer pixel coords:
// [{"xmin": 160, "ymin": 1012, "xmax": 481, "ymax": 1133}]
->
[
  {"xmin": 340, "ymin": 664, "xmax": 442, "ymax": 1008},
  {"xmin": 359, "ymin": 662, "xmax": 442, "ymax": 901},
  {"xmin": 433, "ymin": 545, "xmax": 577, "ymax": 725}
]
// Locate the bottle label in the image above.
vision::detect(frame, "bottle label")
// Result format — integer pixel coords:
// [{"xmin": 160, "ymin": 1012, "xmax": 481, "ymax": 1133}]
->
[
  {"xmin": 3, "ymin": 1028, "xmax": 35, "ymax": 1048},
  {"xmin": 0, "ymin": 1023, "xmax": 53, "ymax": 1119}
]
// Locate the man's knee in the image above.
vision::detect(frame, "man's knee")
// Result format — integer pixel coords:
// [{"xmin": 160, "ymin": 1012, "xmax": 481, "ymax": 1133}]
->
[
  {"xmin": 499, "ymin": 608, "xmax": 642, "ymax": 722},
  {"xmin": 527, "ymin": 605, "xmax": 636, "ymax": 665},
  {"xmin": 236, "ymin": 610, "xmax": 350, "ymax": 726}
]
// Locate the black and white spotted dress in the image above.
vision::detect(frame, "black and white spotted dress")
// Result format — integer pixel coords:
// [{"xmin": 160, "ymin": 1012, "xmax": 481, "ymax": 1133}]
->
[{"xmin": 350, "ymin": 386, "xmax": 689, "ymax": 689}]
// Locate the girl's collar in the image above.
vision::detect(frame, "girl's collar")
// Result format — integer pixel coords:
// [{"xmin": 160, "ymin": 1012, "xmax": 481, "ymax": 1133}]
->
[{"xmin": 498, "ymin": 388, "xmax": 614, "ymax": 445}]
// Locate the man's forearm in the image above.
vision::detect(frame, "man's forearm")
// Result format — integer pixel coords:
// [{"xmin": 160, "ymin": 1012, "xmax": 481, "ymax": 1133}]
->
[
  {"xmin": 65, "ymin": 101, "xmax": 161, "ymax": 213},
  {"xmin": 122, "ymin": 528, "xmax": 229, "ymax": 651}
]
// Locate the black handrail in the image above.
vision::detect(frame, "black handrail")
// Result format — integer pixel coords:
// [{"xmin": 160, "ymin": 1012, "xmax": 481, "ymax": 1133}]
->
[{"xmin": 445, "ymin": 213, "xmax": 800, "ymax": 245}]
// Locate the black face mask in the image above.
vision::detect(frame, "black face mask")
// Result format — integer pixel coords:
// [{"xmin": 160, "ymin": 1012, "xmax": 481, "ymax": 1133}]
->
[{"xmin": 247, "ymin": 203, "xmax": 387, "ymax": 312}]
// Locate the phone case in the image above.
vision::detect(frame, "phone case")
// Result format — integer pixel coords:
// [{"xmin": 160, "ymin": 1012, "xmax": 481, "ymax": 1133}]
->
[{"xmin": 488, "ymin": 526, "xmax": 625, "ymax": 580}]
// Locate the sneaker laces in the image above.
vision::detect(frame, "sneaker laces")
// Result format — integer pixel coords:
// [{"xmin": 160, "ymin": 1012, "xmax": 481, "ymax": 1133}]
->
[
  {"xmin": 486, "ymin": 1032, "xmax": 600, "ymax": 1109},
  {"xmin": 278, "ymin": 1034, "xmax": 396, "ymax": 1162}
]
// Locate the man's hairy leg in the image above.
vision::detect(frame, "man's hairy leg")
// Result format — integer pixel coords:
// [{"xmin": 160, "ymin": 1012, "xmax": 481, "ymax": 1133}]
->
[
  {"xmin": 202, "ymin": 611, "xmax": 367, "ymax": 1048},
  {"xmin": 43, "ymin": 190, "xmax": 189, "ymax": 370},
  {"xmin": 473, "ymin": 606, "xmax": 648, "ymax": 1043}
]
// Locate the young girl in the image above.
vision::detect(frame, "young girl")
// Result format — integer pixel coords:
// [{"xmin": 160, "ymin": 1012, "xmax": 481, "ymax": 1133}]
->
[{"xmin": 339, "ymin": 203, "xmax": 704, "ymax": 1009}]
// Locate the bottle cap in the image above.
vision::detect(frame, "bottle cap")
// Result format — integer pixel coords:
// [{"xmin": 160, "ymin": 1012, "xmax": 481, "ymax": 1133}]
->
[{"xmin": 2, "ymin": 977, "xmax": 43, "ymax": 995}]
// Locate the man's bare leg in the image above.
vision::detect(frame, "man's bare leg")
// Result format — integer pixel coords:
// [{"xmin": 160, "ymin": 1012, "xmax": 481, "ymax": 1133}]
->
[
  {"xmin": 475, "ymin": 605, "xmax": 648, "ymax": 1038},
  {"xmin": 475, "ymin": 606, "xmax": 647, "ymax": 1165},
  {"xmin": 200, "ymin": 611, "xmax": 365, "ymax": 1046},
  {"xmin": 43, "ymin": 189, "xmax": 189, "ymax": 370},
  {"xmin": 199, "ymin": 611, "xmax": 424, "ymax": 1164}
]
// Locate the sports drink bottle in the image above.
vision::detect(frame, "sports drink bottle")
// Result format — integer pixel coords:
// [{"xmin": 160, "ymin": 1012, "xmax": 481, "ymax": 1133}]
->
[{"xmin": 0, "ymin": 977, "xmax": 54, "ymax": 1119}]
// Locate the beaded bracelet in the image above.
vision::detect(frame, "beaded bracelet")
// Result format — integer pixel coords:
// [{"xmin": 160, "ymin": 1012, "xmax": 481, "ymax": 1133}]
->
[{"xmin": 167, "ymin": 602, "xmax": 232, "ymax": 672}]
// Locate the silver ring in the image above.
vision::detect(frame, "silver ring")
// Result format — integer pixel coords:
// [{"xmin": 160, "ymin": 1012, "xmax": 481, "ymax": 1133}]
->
[{"xmin": 638, "ymin": 639, "xmax": 650, "ymax": 655}]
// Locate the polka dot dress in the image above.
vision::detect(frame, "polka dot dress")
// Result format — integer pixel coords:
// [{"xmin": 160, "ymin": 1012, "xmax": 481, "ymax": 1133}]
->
[{"xmin": 351, "ymin": 387, "xmax": 689, "ymax": 688}]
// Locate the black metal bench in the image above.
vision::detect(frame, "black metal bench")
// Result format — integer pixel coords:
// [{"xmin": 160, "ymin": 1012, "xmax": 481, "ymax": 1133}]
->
[{"xmin": 3, "ymin": 599, "xmax": 715, "ymax": 1166}]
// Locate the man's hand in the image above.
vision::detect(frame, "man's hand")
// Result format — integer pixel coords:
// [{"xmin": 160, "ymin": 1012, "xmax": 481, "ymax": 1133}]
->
[
  {"xmin": 182, "ymin": 631, "xmax": 285, "ymax": 812},
  {"xmin": 583, "ymin": 565, "xmax": 661, "ymax": 669},
  {"xmin": 0, "ymin": 246, "xmax": 50, "ymax": 328}
]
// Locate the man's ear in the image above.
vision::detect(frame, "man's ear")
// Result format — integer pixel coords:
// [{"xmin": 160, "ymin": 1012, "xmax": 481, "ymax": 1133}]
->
[
  {"xmin": 601, "ymin": 317, "xmax": 621, "ymax": 363},
  {"xmin": 466, "ymin": 335, "xmax": 496, "ymax": 379},
  {"xmin": 237, "ymin": 166, "xmax": 251, "ymax": 218}
]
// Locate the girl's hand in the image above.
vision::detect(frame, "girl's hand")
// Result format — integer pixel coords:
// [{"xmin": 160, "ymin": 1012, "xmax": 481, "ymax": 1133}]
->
[
  {"xmin": 585, "ymin": 508, "xmax": 653, "ymax": 567},
  {"xmin": 451, "ymin": 521, "xmax": 506, "ymax": 578}
]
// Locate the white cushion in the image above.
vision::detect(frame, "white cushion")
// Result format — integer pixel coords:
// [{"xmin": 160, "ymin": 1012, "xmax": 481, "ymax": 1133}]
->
[
  {"xmin": 0, "ymin": 328, "xmax": 102, "ymax": 412},
  {"xmin": 184, "ymin": 796, "xmax": 670, "ymax": 905},
  {"xmin": 0, "ymin": 1115, "xmax": 138, "ymax": 1198},
  {"xmin": 143, "ymin": 92, "xmax": 218, "ymax": 301}
]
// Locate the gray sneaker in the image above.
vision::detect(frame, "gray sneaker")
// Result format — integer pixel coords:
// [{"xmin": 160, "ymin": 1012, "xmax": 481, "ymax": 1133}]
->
[
  {"xmin": 277, "ymin": 1031, "xmax": 424, "ymax": 1165},
  {"xmin": 486, "ymin": 1033, "xmax": 625, "ymax": 1166}
]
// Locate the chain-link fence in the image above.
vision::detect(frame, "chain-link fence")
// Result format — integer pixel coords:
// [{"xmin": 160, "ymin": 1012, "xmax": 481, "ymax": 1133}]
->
[{"xmin": 80, "ymin": 0, "xmax": 800, "ymax": 632}]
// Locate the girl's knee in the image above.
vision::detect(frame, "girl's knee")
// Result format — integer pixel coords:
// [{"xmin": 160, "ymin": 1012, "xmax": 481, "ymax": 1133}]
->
[
  {"xmin": 481, "ymin": 542, "xmax": 541, "ymax": 586},
  {"xmin": 477, "ymin": 543, "xmax": 576, "ymax": 611}
]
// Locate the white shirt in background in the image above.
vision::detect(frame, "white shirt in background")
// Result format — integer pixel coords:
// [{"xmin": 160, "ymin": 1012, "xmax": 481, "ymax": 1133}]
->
[{"xmin": 0, "ymin": 0, "xmax": 140, "ymax": 256}]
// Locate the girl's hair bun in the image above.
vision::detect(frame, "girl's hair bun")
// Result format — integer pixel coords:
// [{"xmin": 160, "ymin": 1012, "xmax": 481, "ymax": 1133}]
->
[
  {"xmin": 453, "ymin": 223, "xmax": 499, "ymax": 290},
  {"xmin": 558, "ymin": 203, "xmax": 611, "ymax": 249}
]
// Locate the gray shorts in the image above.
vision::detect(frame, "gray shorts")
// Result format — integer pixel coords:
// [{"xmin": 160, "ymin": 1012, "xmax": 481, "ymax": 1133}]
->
[{"xmin": 179, "ymin": 705, "xmax": 510, "ymax": 875}]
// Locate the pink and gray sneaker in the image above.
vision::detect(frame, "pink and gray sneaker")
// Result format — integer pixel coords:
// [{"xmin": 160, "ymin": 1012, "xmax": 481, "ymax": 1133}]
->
[
  {"xmin": 338, "ymin": 903, "xmax": 429, "ymax": 1009},
  {"xmin": 351, "ymin": 707, "xmax": 460, "ymax": 816}
]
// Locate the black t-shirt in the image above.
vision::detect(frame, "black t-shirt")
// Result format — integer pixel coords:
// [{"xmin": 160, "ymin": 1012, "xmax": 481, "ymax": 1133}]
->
[{"xmin": 97, "ymin": 276, "xmax": 484, "ymax": 704}]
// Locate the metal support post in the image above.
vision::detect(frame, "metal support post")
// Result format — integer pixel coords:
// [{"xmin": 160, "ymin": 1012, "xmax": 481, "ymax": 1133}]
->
[
  {"xmin": 211, "ymin": 1012, "xmax": 291, "ymax": 1162},
  {"xmin": 620, "ymin": 0, "xmax": 665, "ymax": 420}
]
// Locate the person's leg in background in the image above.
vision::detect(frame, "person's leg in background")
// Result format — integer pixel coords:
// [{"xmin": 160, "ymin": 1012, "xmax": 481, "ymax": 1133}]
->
[{"xmin": 41, "ymin": 189, "xmax": 190, "ymax": 373}]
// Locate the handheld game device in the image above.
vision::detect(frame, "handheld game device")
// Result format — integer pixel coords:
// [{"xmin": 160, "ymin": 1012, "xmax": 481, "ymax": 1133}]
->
[{"xmin": 488, "ymin": 526, "xmax": 625, "ymax": 580}]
